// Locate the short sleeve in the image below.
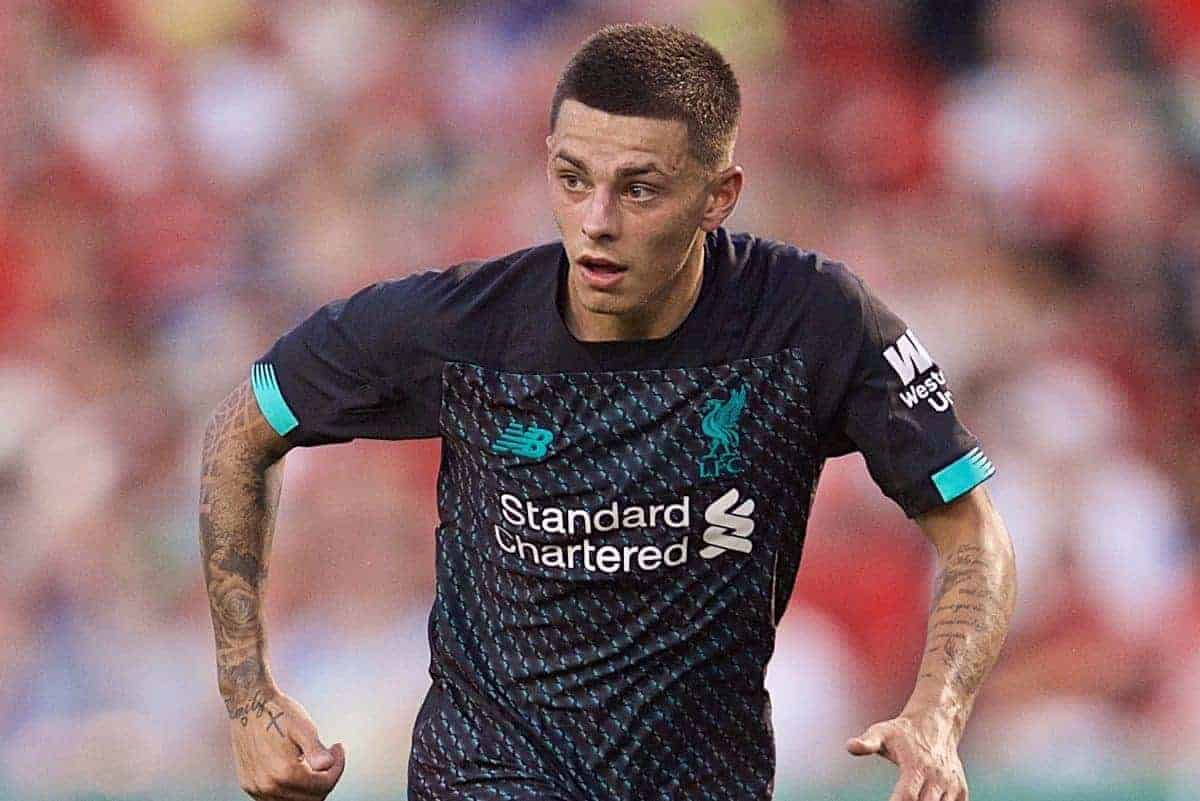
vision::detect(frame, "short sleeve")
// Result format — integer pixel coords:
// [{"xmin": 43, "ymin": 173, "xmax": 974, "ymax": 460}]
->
[
  {"xmin": 805, "ymin": 262, "xmax": 994, "ymax": 518},
  {"xmin": 251, "ymin": 277, "xmax": 444, "ymax": 446}
]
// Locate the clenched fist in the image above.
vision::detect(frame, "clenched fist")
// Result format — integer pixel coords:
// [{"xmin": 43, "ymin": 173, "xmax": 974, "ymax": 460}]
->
[{"xmin": 226, "ymin": 687, "xmax": 346, "ymax": 800}]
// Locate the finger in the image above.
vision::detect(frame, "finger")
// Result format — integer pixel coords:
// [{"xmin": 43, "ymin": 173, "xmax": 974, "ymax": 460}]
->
[
  {"xmin": 288, "ymin": 743, "xmax": 350, "ymax": 796},
  {"xmin": 277, "ymin": 767, "xmax": 338, "ymax": 798},
  {"xmin": 846, "ymin": 729, "xmax": 884, "ymax": 756},
  {"xmin": 917, "ymin": 778, "xmax": 947, "ymax": 801},
  {"xmin": 325, "ymin": 742, "xmax": 347, "ymax": 781},
  {"xmin": 269, "ymin": 786, "xmax": 335, "ymax": 801},
  {"xmin": 847, "ymin": 731, "xmax": 900, "ymax": 765},
  {"xmin": 279, "ymin": 743, "xmax": 347, "ymax": 796},
  {"xmin": 247, "ymin": 779, "xmax": 317, "ymax": 801},
  {"xmin": 888, "ymin": 769, "xmax": 925, "ymax": 801},
  {"xmin": 288, "ymin": 723, "xmax": 335, "ymax": 771}
]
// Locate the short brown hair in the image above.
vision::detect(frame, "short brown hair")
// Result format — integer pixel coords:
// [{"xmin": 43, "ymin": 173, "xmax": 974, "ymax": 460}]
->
[{"xmin": 550, "ymin": 24, "xmax": 741, "ymax": 170}]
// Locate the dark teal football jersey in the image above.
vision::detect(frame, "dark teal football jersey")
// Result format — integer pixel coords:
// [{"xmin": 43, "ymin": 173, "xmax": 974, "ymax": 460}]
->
[{"xmin": 252, "ymin": 227, "xmax": 994, "ymax": 800}]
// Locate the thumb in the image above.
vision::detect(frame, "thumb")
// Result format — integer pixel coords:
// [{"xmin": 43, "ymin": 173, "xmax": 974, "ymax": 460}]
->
[
  {"xmin": 846, "ymin": 729, "xmax": 884, "ymax": 756},
  {"xmin": 291, "ymin": 727, "xmax": 335, "ymax": 771},
  {"xmin": 328, "ymin": 742, "xmax": 347, "ymax": 771}
]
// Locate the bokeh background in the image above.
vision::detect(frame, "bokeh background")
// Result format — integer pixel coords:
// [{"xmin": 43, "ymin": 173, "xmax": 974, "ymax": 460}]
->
[{"xmin": 2, "ymin": 0, "xmax": 1199, "ymax": 799}]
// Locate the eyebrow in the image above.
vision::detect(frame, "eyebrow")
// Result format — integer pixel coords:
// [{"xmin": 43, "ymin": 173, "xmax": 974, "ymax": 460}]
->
[{"xmin": 553, "ymin": 151, "xmax": 668, "ymax": 179}]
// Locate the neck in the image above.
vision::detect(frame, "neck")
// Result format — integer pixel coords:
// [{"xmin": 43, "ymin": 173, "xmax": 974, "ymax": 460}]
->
[{"xmin": 565, "ymin": 234, "xmax": 706, "ymax": 342}]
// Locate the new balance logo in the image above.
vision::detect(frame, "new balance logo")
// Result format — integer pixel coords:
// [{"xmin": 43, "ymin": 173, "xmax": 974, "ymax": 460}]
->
[
  {"xmin": 491, "ymin": 423, "xmax": 553, "ymax": 460},
  {"xmin": 883, "ymin": 329, "xmax": 934, "ymax": 386},
  {"xmin": 700, "ymin": 488, "xmax": 756, "ymax": 559}
]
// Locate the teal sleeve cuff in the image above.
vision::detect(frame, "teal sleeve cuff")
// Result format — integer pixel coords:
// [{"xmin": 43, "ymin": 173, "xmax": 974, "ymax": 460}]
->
[
  {"xmin": 931, "ymin": 447, "xmax": 995, "ymax": 503},
  {"xmin": 250, "ymin": 363, "xmax": 300, "ymax": 436}
]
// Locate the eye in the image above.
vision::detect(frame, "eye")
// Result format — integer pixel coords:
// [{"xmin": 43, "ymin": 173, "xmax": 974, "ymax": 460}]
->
[
  {"xmin": 626, "ymin": 183, "xmax": 658, "ymax": 200},
  {"xmin": 559, "ymin": 173, "xmax": 586, "ymax": 192}
]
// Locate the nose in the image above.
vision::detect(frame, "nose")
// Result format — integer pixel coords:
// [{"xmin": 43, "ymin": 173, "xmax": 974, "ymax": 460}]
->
[{"xmin": 581, "ymin": 187, "xmax": 620, "ymax": 242}]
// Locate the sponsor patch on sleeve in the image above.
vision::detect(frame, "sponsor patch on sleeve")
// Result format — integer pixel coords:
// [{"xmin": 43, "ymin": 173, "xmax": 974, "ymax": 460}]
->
[{"xmin": 883, "ymin": 328, "xmax": 955, "ymax": 413}]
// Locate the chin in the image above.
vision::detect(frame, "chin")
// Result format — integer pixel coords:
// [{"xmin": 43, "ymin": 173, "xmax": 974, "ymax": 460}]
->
[
  {"xmin": 578, "ymin": 292, "xmax": 631, "ymax": 317},
  {"xmin": 570, "ymin": 270, "xmax": 631, "ymax": 313}
]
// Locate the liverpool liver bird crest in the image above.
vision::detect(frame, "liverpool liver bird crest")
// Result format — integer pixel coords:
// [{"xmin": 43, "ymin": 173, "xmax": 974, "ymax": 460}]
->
[{"xmin": 699, "ymin": 387, "xmax": 748, "ymax": 477}]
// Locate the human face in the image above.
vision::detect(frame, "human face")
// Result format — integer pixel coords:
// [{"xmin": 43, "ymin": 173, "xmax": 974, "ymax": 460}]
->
[{"xmin": 547, "ymin": 99, "xmax": 741, "ymax": 341}]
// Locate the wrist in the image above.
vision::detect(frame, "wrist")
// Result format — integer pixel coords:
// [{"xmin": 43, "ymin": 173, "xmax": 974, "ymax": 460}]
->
[
  {"xmin": 217, "ymin": 653, "xmax": 276, "ymax": 704},
  {"xmin": 221, "ymin": 676, "xmax": 278, "ymax": 702},
  {"xmin": 224, "ymin": 684, "xmax": 280, "ymax": 727},
  {"xmin": 899, "ymin": 700, "xmax": 967, "ymax": 745}
]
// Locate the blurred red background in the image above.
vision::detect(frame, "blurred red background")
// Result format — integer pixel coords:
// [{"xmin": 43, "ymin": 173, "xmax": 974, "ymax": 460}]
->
[{"xmin": 1, "ymin": 1, "xmax": 1197, "ymax": 799}]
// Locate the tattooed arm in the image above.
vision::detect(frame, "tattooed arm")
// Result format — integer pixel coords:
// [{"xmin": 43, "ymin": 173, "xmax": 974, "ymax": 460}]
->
[
  {"xmin": 847, "ymin": 486, "xmax": 1016, "ymax": 801},
  {"xmin": 200, "ymin": 381, "xmax": 346, "ymax": 800},
  {"xmin": 200, "ymin": 380, "xmax": 288, "ymax": 714}
]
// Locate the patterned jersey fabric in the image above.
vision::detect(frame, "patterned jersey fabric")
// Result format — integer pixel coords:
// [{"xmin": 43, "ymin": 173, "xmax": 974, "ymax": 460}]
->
[{"xmin": 252, "ymin": 228, "xmax": 993, "ymax": 799}]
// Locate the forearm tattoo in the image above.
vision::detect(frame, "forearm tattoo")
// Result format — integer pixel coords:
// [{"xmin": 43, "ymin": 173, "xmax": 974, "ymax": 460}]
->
[
  {"xmin": 919, "ymin": 542, "xmax": 1015, "ymax": 703},
  {"xmin": 199, "ymin": 381, "xmax": 287, "ymax": 704},
  {"xmin": 226, "ymin": 688, "xmax": 287, "ymax": 737}
]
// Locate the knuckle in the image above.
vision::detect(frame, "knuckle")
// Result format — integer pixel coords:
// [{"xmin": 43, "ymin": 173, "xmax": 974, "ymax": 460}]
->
[
  {"xmin": 279, "ymin": 769, "xmax": 310, "ymax": 791},
  {"xmin": 893, "ymin": 776, "xmax": 922, "ymax": 801}
]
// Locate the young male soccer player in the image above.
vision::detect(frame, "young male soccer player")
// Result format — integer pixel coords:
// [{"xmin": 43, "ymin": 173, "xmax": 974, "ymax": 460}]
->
[{"xmin": 200, "ymin": 23, "xmax": 1015, "ymax": 801}]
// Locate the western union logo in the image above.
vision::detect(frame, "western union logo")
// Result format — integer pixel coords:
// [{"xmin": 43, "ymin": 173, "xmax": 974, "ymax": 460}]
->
[
  {"xmin": 491, "ymin": 423, "xmax": 553, "ymax": 460},
  {"xmin": 883, "ymin": 329, "xmax": 934, "ymax": 386}
]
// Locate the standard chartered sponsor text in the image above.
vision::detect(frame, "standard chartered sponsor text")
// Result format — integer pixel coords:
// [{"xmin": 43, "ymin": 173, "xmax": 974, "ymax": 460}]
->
[
  {"xmin": 495, "ymin": 493, "xmax": 691, "ymax": 573},
  {"xmin": 494, "ymin": 526, "xmax": 689, "ymax": 572},
  {"xmin": 500, "ymin": 493, "xmax": 691, "ymax": 533}
]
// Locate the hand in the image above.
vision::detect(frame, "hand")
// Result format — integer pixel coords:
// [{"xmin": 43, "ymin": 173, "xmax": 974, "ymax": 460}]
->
[
  {"xmin": 846, "ymin": 713, "xmax": 968, "ymax": 801},
  {"xmin": 226, "ymin": 687, "xmax": 347, "ymax": 800}
]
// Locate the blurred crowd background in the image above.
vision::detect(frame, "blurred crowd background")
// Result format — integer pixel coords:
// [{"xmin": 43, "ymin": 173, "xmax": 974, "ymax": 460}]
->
[{"xmin": 2, "ymin": 0, "xmax": 1199, "ymax": 799}]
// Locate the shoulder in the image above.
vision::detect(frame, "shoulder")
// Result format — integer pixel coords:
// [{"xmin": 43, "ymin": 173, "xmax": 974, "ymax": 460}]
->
[
  {"xmin": 723, "ymin": 229, "xmax": 860, "ymax": 298},
  {"xmin": 331, "ymin": 240, "xmax": 561, "ymax": 332},
  {"xmin": 721, "ymin": 230, "xmax": 870, "ymax": 338},
  {"xmin": 371, "ymin": 240, "xmax": 559, "ymax": 310}
]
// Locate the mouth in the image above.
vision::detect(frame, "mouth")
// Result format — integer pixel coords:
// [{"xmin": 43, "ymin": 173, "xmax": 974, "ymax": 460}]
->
[{"xmin": 577, "ymin": 255, "xmax": 628, "ymax": 289}]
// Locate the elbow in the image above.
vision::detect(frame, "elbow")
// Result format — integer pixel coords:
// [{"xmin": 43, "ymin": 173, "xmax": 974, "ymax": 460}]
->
[
  {"xmin": 201, "ymin": 381, "xmax": 292, "ymax": 470},
  {"xmin": 974, "ymin": 488, "xmax": 1018, "ymax": 618},
  {"xmin": 924, "ymin": 486, "xmax": 1018, "ymax": 613}
]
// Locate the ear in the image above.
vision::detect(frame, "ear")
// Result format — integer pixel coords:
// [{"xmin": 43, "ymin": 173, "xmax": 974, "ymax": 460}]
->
[{"xmin": 699, "ymin": 165, "xmax": 743, "ymax": 233}]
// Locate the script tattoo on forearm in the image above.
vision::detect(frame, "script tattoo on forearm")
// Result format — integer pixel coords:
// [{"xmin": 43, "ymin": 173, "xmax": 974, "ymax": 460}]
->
[
  {"xmin": 225, "ymin": 688, "xmax": 287, "ymax": 737},
  {"xmin": 199, "ymin": 381, "xmax": 288, "ymax": 706},
  {"xmin": 919, "ymin": 543, "xmax": 1015, "ymax": 703}
]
